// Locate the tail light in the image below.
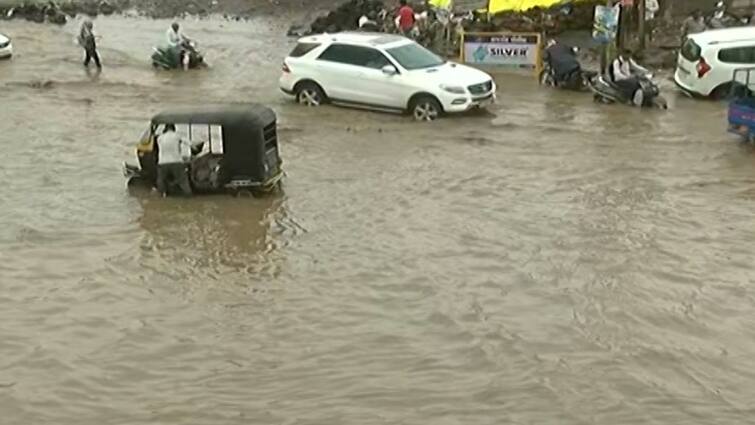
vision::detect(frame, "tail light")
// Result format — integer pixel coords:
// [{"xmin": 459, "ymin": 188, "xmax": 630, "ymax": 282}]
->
[
  {"xmin": 282, "ymin": 63, "xmax": 291, "ymax": 73},
  {"xmin": 697, "ymin": 58, "xmax": 711, "ymax": 78}
]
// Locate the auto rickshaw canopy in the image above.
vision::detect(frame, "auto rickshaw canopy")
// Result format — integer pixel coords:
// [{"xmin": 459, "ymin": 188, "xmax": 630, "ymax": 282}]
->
[{"xmin": 151, "ymin": 104, "xmax": 276, "ymax": 129}]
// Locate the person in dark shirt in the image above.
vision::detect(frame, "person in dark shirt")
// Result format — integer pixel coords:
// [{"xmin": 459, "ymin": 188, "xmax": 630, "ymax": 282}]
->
[
  {"xmin": 78, "ymin": 20, "xmax": 101, "ymax": 69},
  {"xmin": 543, "ymin": 39, "xmax": 581, "ymax": 86}
]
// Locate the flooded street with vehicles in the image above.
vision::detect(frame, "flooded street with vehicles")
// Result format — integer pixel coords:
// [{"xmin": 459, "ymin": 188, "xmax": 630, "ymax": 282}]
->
[{"xmin": 2, "ymin": 15, "xmax": 755, "ymax": 424}]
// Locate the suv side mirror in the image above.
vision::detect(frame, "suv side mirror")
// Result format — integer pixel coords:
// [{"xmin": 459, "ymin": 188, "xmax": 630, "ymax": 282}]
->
[{"xmin": 382, "ymin": 65, "xmax": 397, "ymax": 76}]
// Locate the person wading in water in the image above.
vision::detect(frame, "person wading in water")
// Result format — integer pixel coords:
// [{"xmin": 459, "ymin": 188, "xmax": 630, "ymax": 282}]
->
[{"xmin": 79, "ymin": 20, "xmax": 101, "ymax": 69}]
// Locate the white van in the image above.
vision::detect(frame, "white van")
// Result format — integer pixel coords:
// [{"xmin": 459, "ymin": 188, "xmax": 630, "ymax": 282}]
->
[{"xmin": 674, "ymin": 27, "xmax": 755, "ymax": 99}]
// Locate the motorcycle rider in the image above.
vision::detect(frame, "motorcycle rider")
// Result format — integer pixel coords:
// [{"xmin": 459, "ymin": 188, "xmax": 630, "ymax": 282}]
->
[
  {"xmin": 166, "ymin": 22, "xmax": 192, "ymax": 69},
  {"xmin": 611, "ymin": 49, "xmax": 651, "ymax": 106},
  {"xmin": 543, "ymin": 39, "xmax": 582, "ymax": 87},
  {"xmin": 707, "ymin": 1, "xmax": 742, "ymax": 29},
  {"xmin": 358, "ymin": 11, "xmax": 380, "ymax": 31}
]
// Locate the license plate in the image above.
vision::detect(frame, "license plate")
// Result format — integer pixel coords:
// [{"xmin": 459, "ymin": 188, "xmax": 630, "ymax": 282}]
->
[{"xmin": 475, "ymin": 96, "xmax": 494, "ymax": 107}]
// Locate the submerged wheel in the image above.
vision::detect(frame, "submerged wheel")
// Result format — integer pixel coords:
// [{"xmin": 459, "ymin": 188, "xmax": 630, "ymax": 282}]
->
[
  {"xmin": 652, "ymin": 96, "xmax": 669, "ymax": 110},
  {"xmin": 295, "ymin": 82, "xmax": 326, "ymax": 107},
  {"xmin": 711, "ymin": 83, "xmax": 732, "ymax": 101},
  {"xmin": 539, "ymin": 70, "xmax": 554, "ymax": 87},
  {"xmin": 410, "ymin": 95, "xmax": 442, "ymax": 122},
  {"xmin": 632, "ymin": 89, "xmax": 645, "ymax": 107}
]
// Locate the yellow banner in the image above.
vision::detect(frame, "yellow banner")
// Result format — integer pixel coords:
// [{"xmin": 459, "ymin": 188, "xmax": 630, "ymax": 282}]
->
[
  {"xmin": 488, "ymin": 0, "xmax": 563, "ymax": 13},
  {"xmin": 429, "ymin": 0, "xmax": 453, "ymax": 8},
  {"xmin": 430, "ymin": 0, "xmax": 577, "ymax": 13}
]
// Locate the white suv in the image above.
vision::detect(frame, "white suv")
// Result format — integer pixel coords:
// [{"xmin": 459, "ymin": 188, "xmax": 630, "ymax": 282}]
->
[
  {"xmin": 0, "ymin": 33, "xmax": 12, "ymax": 59},
  {"xmin": 279, "ymin": 32, "xmax": 496, "ymax": 121},
  {"xmin": 675, "ymin": 27, "xmax": 755, "ymax": 99}
]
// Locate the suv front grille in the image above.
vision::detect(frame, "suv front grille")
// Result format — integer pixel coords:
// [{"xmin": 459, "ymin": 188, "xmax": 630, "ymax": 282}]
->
[{"xmin": 468, "ymin": 81, "xmax": 493, "ymax": 95}]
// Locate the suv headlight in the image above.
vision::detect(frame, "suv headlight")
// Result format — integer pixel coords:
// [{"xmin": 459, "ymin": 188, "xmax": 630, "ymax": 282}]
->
[{"xmin": 440, "ymin": 84, "xmax": 466, "ymax": 94}]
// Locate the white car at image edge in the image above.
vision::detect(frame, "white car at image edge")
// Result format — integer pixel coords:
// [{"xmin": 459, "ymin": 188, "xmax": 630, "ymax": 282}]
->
[
  {"xmin": 0, "ymin": 33, "xmax": 12, "ymax": 59},
  {"xmin": 675, "ymin": 27, "xmax": 755, "ymax": 98},
  {"xmin": 279, "ymin": 32, "xmax": 496, "ymax": 121}
]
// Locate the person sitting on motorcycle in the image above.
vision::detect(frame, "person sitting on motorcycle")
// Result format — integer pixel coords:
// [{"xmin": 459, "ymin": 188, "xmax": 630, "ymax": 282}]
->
[
  {"xmin": 358, "ymin": 11, "xmax": 380, "ymax": 31},
  {"xmin": 544, "ymin": 39, "xmax": 582, "ymax": 87},
  {"xmin": 166, "ymin": 22, "xmax": 192, "ymax": 69},
  {"xmin": 707, "ymin": 1, "xmax": 742, "ymax": 29},
  {"xmin": 612, "ymin": 49, "xmax": 650, "ymax": 105}
]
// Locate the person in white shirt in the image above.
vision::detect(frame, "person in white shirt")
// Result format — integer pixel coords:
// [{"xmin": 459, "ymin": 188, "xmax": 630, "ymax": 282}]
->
[
  {"xmin": 166, "ymin": 22, "xmax": 190, "ymax": 48},
  {"xmin": 156, "ymin": 124, "xmax": 192, "ymax": 197},
  {"xmin": 645, "ymin": 0, "xmax": 659, "ymax": 21},
  {"xmin": 645, "ymin": 0, "xmax": 660, "ymax": 41},
  {"xmin": 612, "ymin": 49, "xmax": 650, "ymax": 105},
  {"xmin": 166, "ymin": 22, "xmax": 193, "ymax": 69}
]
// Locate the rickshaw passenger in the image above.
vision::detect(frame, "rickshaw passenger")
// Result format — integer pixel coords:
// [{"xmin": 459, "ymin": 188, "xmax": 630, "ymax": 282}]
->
[{"xmin": 156, "ymin": 123, "xmax": 192, "ymax": 197}]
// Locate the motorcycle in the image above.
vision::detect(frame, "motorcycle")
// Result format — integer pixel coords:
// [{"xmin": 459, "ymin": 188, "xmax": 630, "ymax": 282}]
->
[
  {"xmin": 589, "ymin": 72, "xmax": 668, "ymax": 109},
  {"xmin": 540, "ymin": 62, "xmax": 598, "ymax": 91},
  {"xmin": 540, "ymin": 46, "xmax": 597, "ymax": 91},
  {"xmin": 151, "ymin": 40, "xmax": 207, "ymax": 70}
]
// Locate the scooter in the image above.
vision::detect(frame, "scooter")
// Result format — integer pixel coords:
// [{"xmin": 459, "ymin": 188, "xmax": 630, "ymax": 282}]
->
[
  {"xmin": 589, "ymin": 72, "xmax": 668, "ymax": 109},
  {"xmin": 151, "ymin": 41, "xmax": 207, "ymax": 70}
]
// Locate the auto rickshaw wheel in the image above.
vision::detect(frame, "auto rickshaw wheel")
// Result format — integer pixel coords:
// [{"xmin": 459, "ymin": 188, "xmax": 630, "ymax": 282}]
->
[{"xmin": 295, "ymin": 82, "xmax": 325, "ymax": 107}]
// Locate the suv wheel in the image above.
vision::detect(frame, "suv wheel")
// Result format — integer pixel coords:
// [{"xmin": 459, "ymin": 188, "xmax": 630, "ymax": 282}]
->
[
  {"xmin": 296, "ymin": 82, "xmax": 325, "ymax": 107},
  {"xmin": 410, "ymin": 96, "xmax": 442, "ymax": 122},
  {"xmin": 711, "ymin": 83, "xmax": 731, "ymax": 101}
]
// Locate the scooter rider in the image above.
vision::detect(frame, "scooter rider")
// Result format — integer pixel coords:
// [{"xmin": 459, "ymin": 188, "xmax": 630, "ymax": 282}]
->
[
  {"xmin": 166, "ymin": 22, "xmax": 192, "ymax": 69},
  {"xmin": 612, "ymin": 49, "xmax": 650, "ymax": 105},
  {"xmin": 544, "ymin": 39, "xmax": 582, "ymax": 86}
]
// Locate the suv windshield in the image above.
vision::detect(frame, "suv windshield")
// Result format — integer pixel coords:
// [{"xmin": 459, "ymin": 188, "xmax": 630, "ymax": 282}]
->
[
  {"xmin": 681, "ymin": 39, "xmax": 702, "ymax": 62},
  {"xmin": 386, "ymin": 43, "xmax": 445, "ymax": 70},
  {"xmin": 289, "ymin": 42, "xmax": 320, "ymax": 58}
]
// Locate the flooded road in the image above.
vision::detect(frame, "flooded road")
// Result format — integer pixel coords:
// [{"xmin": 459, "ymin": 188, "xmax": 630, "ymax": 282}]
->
[{"xmin": 2, "ymin": 16, "xmax": 755, "ymax": 424}]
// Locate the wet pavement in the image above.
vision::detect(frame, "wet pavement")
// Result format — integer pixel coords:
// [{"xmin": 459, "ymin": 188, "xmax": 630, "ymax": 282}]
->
[{"xmin": 2, "ymin": 16, "xmax": 755, "ymax": 425}]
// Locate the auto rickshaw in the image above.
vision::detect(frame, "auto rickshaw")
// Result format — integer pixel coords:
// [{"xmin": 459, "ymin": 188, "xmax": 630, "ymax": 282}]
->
[
  {"xmin": 124, "ymin": 104, "xmax": 283, "ymax": 195},
  {"xmin": 727, "ymin": 67, "xmax": 755, "ymax": 143}
]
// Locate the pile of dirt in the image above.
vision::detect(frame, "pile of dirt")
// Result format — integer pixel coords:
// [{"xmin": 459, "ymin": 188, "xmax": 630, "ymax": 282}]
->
[
  {"xmin": 307, "ymin": 0, "xmax": 385, "ymax": 34},
  {"xmin": 0, "ymin": 0, "xmax": 343, "ymax": 24}
]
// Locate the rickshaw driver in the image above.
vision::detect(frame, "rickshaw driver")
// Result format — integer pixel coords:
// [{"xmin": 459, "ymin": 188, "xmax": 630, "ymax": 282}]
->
[{"xmin": 156, "ymin": 123, "xmax": 193, "ymax": 197}]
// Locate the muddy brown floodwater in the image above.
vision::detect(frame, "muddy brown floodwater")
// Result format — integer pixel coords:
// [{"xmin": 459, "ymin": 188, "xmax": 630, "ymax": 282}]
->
[{"xmin": 2, "ymin": 15, "xmax": 755, "ymax": 425}]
